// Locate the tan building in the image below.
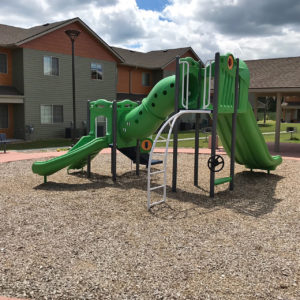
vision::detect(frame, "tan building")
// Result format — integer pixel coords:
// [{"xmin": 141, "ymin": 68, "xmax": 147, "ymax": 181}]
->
[{"xmin": 245, "ymin": 56, "xmax": 300, "ymax": 151}]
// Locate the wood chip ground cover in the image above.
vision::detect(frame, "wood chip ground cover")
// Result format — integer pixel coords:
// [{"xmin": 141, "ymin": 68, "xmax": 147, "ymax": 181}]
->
[{"xmin": 0, "ymin": 153, "xmax": 299, "ymax": 299}]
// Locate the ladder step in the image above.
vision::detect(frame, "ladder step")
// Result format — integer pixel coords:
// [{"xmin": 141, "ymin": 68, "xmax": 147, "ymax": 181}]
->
[
  {"xmin": 150, "ymin": 159, "xmax": 163, "ymax": 165},
  {"xmin": 150, "ymin": 185, "xmax": 165, "ymax": 191},
  {"xmin": 214, "ymin": 177, "xmax": 232, "ymax": 186},
  {"xmin": 149, "ymin": 199, "xmax": 165, "ymax": 208},
  {"xmin": 150, "ymin": 170, "xmax": 165, "ymax": 175}
]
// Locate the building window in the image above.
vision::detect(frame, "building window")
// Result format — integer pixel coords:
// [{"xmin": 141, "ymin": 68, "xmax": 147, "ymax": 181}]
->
[
  {"xmin": 0, "ymin": 104, "xmax": 8, "ymax": 128},
  {"xmin": 91, "ymin": 62, "xmax": 103, "ymax": 80},
  {"xmin": 0, "ymin": 53, "xmax": 7, "ymax": 74},
  {"xmin": 44, "ymin": 56, "xmax": 59, "ymax": 76},
  {"xmin": 41, "ymin": 105, "xmax": 63, "ymax": 124},
  {"xmin": 142, "ymin": 72, "xmax": 150, "ymax": 86}
]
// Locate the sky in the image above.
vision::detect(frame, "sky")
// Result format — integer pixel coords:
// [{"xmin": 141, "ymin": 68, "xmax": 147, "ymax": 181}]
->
[{"xmin": 1, "ymin": 0, "xmax": 300, "ymax": 61}]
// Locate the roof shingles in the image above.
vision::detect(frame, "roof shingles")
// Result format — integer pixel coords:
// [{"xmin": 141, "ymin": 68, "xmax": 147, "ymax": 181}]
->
[
  {"xmin": 245, "ymin": 57, "xmax": 300, "ymax": 89},
  {"xmin": 0, "ymin": 19, "xmax": 74, "ymax": 46},
  {"xmin": 112, "ymin": 46, "xmax": 199, "ymax": 69}
]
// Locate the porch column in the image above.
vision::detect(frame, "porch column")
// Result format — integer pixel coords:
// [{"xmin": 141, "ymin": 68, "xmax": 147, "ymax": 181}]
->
[
  {"xmin": 253, "ymin": 94, "xmax": 258, "ymax": 120},
  {"xmin": 274, "ymin": 92, "xmax": 282, "ymax": 152}
]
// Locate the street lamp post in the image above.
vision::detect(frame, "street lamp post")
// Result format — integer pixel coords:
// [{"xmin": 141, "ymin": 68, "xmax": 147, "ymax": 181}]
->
[{"xmin": 65, "ymin": 29, "xmax": 80, "ymax": 141}]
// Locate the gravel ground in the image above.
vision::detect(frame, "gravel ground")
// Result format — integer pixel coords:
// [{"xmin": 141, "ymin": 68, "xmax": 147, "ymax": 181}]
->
[{"xmin": 0, "ymin": 153, "xmax": 299, "ymax": 300}]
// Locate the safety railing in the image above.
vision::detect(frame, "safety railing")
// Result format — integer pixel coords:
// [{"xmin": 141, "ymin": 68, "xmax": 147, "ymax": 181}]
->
[
  {"xmin": 203, "ymin": 60, "xmax": 214, "ymax": 109},
  {"xmin": 180, "ymin": 60, "xmax": 190, "ymax": 109}
]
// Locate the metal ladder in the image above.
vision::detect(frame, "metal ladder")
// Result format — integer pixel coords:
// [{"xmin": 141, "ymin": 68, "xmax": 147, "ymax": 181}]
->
[{"xmin": 147, "ymin": 109, "xmax": 211, "ymax": 210}]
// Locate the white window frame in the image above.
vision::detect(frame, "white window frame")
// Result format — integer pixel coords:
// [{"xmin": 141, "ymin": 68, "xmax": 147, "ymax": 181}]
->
[
  {"xmin": 40, "ymin": 105, "xmax": 63, "ymax": 124},
  {"xmin": 43, "ymin": 56, "xmax": 59, "ymax": 76},
  {"xmin": 91, "ymin": 62, "xmax": 103, "ymax": 80},
  {"xmin": 0, "ymin": 53, "xmax": 8, "ymax": 74}
]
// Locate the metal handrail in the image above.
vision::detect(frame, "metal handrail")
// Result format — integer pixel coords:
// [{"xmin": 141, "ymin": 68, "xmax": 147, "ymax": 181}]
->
[
  {"xmin": 203, "ymin": 60, "xmax": 214, "ymax": 109},
  {"xmin": 180, "ymin": 60, "xmax": 190, "ymax": 109}
]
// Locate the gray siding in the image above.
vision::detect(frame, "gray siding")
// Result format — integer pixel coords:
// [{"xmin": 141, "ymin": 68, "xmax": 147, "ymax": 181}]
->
[
  {"xmin": 23, "ymin": 48, "xmax": 117, "ymax": 139},
  {"xmin": 12, "ymin": 49, "xmax": 24, "ymax": 94}
]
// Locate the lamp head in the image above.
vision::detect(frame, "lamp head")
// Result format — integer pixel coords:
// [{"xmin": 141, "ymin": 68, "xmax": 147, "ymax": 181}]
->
[{"xmin": 65, "ymin": 29, "xmax": 81, "ymax": 41}]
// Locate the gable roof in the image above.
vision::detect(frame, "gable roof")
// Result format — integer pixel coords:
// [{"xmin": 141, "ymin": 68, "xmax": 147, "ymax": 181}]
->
[
  {"xmin": 245, "ymin": 56, "xmax": 300, "ymax": 90},
  {"xmin": 0, "ymin": 18, "xmax": 123, "ymax": 62},
  {"xmin": 112, "ymin": 46, "xmax": 202, "ymax": 69}
]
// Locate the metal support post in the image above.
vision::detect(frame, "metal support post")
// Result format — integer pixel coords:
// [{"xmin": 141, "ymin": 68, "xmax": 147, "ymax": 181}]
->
[
  {"xmin": 230, "ymin": 59, "xmax": 239, "ymax": 190},
  {"xmin": 172, "ymin": 56, "xmax": 180, "ymax": 192},
  {"xmin": 210, "ymin": 53, "xmax": 220, "ymax": 197},
  {"xmin": 112, "ymin": 100, "xmax": 117, "ymax": 182},
  {"xmin": 194, "ymin": 65, "xmax": 202, "ymax": 186},
  {"xmin": 136, "ymin": 139, "xmax": 140, "ymax": 176},
  {"xmin": 86, "ymin": 100, "xmax": 91, "ymax": 178}
]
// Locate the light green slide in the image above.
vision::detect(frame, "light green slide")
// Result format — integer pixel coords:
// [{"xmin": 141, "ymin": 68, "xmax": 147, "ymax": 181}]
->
[{"xmin": 217, "ymin": 101, "xmax": 282, "ymax": 171}]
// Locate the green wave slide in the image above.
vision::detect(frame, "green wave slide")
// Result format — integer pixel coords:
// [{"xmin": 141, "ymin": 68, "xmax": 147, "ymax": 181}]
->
[
  {"xmin": 32, "ymin": 54, "xmax": 281, "ymax": 178},
  {"xmin": 215, "ymin": 56, "xmax": 282, "ymax": 171},
  {"xmin": 218, "ymin": 101, "xmax": 282, "ymax": 171}
]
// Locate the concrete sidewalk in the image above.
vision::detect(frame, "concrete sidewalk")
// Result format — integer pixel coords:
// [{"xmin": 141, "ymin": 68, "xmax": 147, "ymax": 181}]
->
[
  {"xmin": 0, "ymin": 143, "xmax": 299, "ymax": 164},
  {"xmin": 0, "ymin": 147, "xmax": 227, "ymax": 164}
]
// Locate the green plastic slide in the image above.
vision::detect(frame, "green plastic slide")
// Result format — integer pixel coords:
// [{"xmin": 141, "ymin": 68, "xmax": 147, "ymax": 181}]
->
[
  {"xmin": 32, "ymin": 137, "xmax": 108, "ymax": 176},
  {"xmin": 217, "ymin": 101, "xmax": 282, "ymax": 171}
]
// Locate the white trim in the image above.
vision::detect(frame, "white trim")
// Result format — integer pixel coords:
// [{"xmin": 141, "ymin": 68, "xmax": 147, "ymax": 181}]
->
[{"xmin": 0, "ymin": 97, "xmax": 24, "ymax": 104}]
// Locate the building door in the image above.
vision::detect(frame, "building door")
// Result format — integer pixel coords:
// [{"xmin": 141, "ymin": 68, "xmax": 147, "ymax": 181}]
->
[{"xmin": 0, "ymin": 103, "xmax": 14, "ymax": 138}]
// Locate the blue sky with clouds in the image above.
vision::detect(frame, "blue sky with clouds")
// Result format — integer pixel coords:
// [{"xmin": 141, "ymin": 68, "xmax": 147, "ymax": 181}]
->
[
  {"xmin": 1, "ymin": 0, "xmax": 300, "ymax": 61},
  {"xmin": 136, "ymin": 0, "xmax": 168, "ymax": 11}
]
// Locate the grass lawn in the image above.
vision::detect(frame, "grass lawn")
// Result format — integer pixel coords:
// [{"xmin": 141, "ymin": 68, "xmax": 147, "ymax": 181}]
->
[
  {"xmin": 6, "ymin": 138, "xmax": 73, "ymax": 150},
  {"xmin": 5, "ymin": 121, "xmax": 299, "ymax": 150},
  {"xmin": 258, "ymin": 120, "xmax": 300, "ymax": 143},
  {"xmin": 153, "ymin": 120, "xmax": 300, "ymax": 148}
]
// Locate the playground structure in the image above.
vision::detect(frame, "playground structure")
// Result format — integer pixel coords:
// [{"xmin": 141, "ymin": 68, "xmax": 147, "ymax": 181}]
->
[{"xmin": 32, "ymin": 52, "xmax": 282, "ymax": 209}]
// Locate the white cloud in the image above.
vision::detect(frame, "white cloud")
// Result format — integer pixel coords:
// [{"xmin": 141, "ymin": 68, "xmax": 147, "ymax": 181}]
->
[{"xmin": 0, "ymin": 0, "xmax": 300, "ymax": 61}]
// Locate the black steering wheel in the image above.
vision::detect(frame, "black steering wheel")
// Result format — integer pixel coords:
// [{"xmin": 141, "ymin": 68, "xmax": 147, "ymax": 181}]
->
[{"xmin": 207, "ymin": 155, "xmax": 225, "ymax": 172}]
